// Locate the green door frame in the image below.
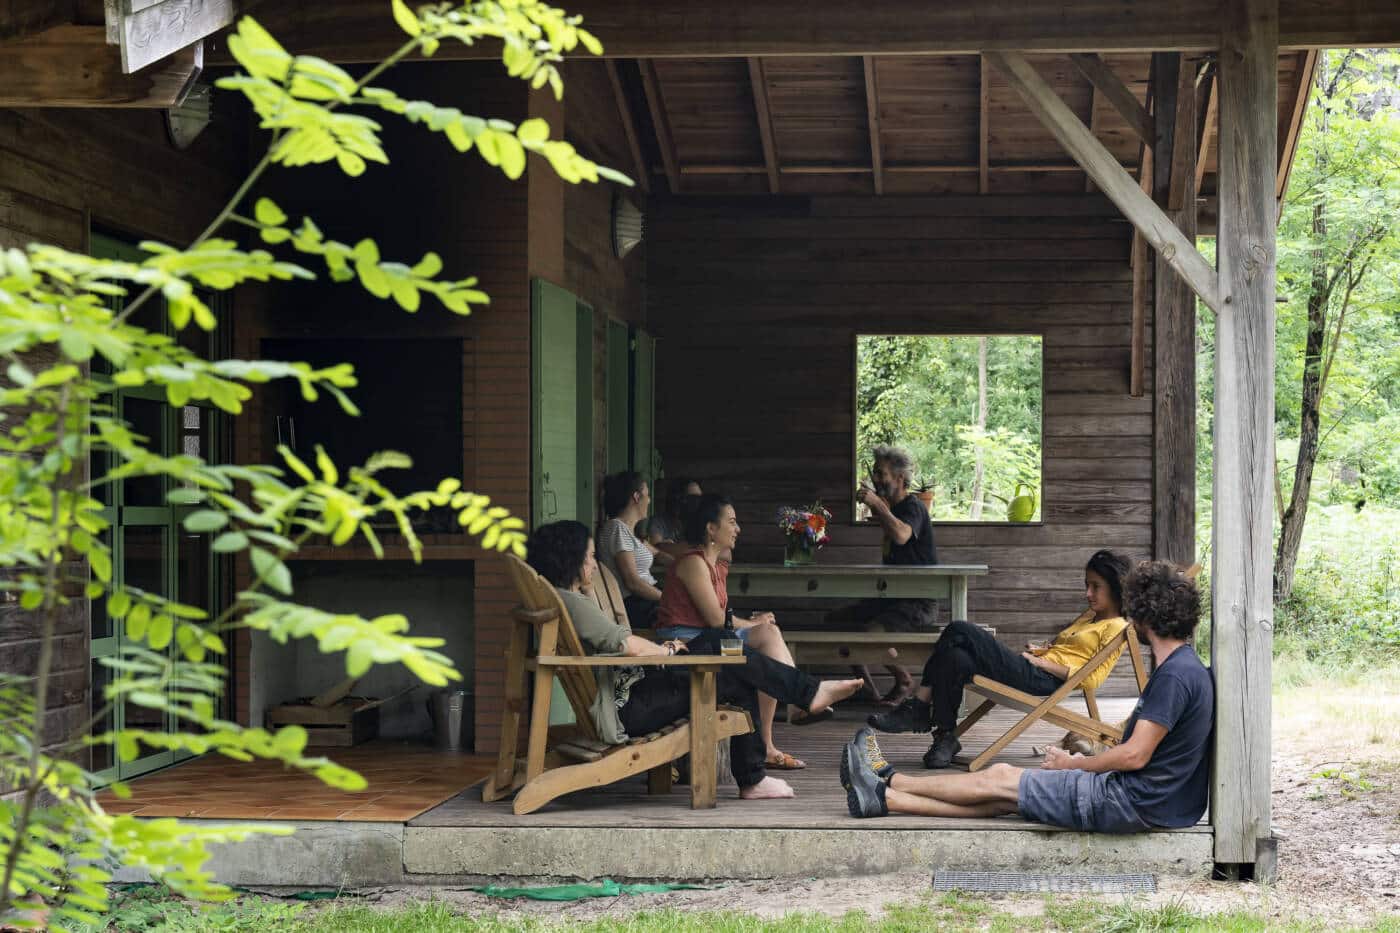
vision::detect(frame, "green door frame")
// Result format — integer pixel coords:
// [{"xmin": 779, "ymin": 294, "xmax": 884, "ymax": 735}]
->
[{"xmin": 88, "ymin": 233, "xmax": 228, "ymax": 785}]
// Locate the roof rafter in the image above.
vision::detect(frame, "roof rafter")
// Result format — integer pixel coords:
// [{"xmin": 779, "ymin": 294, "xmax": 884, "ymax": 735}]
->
[
  {"xmin": 605, "ymin": 60, "xmax": 650, "ymax": 193},
  {"xmin": 862, "ymin": 56, "xmax": 884, "ymax": 195},
  {"xmin": 639, "ymin": 59, "xmax": 681, "ymax": 194},
  {"xmin": 747, "ymin": 57, "xmax": 781, "ymax": 194},
  {"xmin": 1068, "ymin": 53, "xmax": 1155, "ymax": 146}
]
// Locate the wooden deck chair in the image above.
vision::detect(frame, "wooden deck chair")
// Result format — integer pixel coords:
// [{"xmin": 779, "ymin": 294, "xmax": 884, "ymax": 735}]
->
[
  {"xmin": 954, "ymin": 563, "xmax": 1201, "ymax": 771},
  {"xmin": 482, "ymin": 555, "xmax": 752, "ymax": 814}
]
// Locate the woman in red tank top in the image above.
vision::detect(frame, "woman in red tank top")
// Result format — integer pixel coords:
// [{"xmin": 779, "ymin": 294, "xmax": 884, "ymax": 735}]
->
[{"xmin": 655, "ymin": 494, "xmax": 816, "ymax": 771}]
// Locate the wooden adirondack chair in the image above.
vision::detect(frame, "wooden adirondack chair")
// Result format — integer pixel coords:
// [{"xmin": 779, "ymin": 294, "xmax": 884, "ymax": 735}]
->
[
  {"xmin": 954, "ymin": 563, "xmax": 1202, "ymax": 772},
  {"xmin": 482, "ymin": 555, "xmax": 752, "ymax": 814}
]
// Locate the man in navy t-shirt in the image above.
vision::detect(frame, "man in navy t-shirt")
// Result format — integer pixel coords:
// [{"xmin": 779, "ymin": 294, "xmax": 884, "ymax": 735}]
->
[{"xmin": 841, "ymin": 560, "xmax": 1214, "ymax": 832}]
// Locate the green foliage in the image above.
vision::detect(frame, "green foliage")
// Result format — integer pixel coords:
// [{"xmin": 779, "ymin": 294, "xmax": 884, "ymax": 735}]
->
[
  {"xmin": 0, "ymin": 2, "xmax": 629, "ymax": 928},
  {"xmin": 856, "ymin": 335, "xmax": 1042, "ymax": 520}
]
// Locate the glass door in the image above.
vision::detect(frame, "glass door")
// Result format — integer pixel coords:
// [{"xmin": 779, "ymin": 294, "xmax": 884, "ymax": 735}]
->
[{"xmin": 89, "ymin": 233, "xmax": 227, "ymax": 783}]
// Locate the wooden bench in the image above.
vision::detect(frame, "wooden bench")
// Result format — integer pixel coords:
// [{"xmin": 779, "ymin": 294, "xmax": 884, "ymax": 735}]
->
[{"xmin": 782, "ymin": 625, "xmax": 994, "ymax": 668}]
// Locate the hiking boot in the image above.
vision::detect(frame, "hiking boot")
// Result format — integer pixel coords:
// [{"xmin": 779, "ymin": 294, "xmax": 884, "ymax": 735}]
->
[
  {"xmin": 843, "ymin": 738, "xmax": 888, "ymax": 819},
  {"xmin": 922, "ymin": 730, "xmax": 962, "ymax": 769},
  {"xmin": 867, "ymin": 697, "xmax": 931, "ymax": 734},
  {"xmin": 841, "ymin": 727, "xmax": 896, "ymax": 789}
]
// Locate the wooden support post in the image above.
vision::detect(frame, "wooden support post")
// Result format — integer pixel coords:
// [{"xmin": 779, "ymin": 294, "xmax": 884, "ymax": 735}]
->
[
  {"xmin": 640, "ymin": 59, "xmax": 682, "ymax": 194},
  {"xmin": 1068, "ymin": 53, "xmax": 1155, "ymax": 146},
  {"xmin": 862, "ymin": 56, "xmax": 884, "ymax": 195},
  {"xmin": 1085, "ymin": 83, "xmax": 1099, "ymax": 193},
  {"xmin": 1153, "ymin": 53, "xmax": 1199, "ymax": 566},
  {"xmin": 978, "ymin": 55, "xmax": 990, "ymax": 194},
  {"xmin": 1213, "ymin": 0, "xmax": 1277, "ymax": 869},
  {"xmin": 986, "ymin": 51, "xmax": 1220, "ymax": 313},
  {"xmin": 605, "ymin": 60, "xmax": 650, "ymax": 193},
  {"xmin": 748, "ymin": 57, "xmax": 781, "ymax": 194}
]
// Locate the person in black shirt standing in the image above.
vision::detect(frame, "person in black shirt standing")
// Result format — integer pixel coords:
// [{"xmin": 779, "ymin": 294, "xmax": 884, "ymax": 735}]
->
[{"xmin": 824, "ymin": 444, "xmax": 938, "ymax": 709}]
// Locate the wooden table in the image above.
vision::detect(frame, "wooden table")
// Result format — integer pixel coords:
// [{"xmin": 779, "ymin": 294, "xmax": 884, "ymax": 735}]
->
[{"xmin": 726, "ymin": 563, "xmax": 989, "ymax": 619}]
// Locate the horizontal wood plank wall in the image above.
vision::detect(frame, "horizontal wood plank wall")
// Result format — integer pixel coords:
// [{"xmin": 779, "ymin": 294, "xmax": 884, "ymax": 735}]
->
[
  {"xmin": 222, "ymin": 64, "xmax": 532, "ymax": 741},
  {"xmin": 649, "ymin": 195, "xmax": 1156, "ymax": 693},
  {"xmin": 0, "ymin": 106, "xmax": 245, "ymax": 754},
  {"xmin": 561, "ymin": 61, "xmax": 649, "ymax": 513}
]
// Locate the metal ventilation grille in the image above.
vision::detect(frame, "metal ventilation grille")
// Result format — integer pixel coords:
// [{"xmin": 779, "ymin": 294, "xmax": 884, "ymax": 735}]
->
[{"xmin": 932, "ymin": 871, "xmax": 1157, "ymax": 894}]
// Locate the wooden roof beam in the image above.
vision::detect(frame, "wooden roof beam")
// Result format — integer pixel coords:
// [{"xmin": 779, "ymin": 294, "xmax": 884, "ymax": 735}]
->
[
  {"xmin": 748, "ymin": 57, "xmax": 781, "ymax": 194},
  {"xmin": 209, "ymin": 1, "xmax": 1400, "ymax": 63},
  {"xmin": 639, "ymin": 59, "xmax": 681, "ymax": 195},
  {"xmin": 1069, "ymin": 53, "xmax": 1155, "ymax": 146},
  {"xmin": 978, "ymin": 55, "xmax": 990, "ymax": 194},
  {"xmin": 605, "ymin": 60, "xmax": 650, "ymax": 193},
  {"xmin": 1195, "ymin": 68, "xmax": 1218, "ymax": 194},
  {"xmin": 1276, "ymin": 49, "xmax": 1318, "ymax": 201},
  {"xmin": 862, "ymin": 56, "xmax": 884, "ymax": 195},
  {"xmin": 1085, "ymin": 83, "xmax": 1100, "ymax": 193},
  {"xmin": 985, "ymin": 50, "xmax": 1220, "ymax": 313},
  {"xmin": 0, "ymin": 24, "xmax": 202, "ymax": 107}
]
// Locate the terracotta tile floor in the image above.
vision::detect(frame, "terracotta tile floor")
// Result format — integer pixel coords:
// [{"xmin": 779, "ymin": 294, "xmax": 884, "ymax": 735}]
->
[{"xmin": 96, "ymin": 742, "xmax": 492, "ymax": 822}]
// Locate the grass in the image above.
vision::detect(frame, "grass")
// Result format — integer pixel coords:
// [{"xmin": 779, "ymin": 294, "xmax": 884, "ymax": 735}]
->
[
  {"xmin": 1272, "ymin": 657, "xmax": 1400, "ymax": 754},
  {"xmin": 88, "ymin": 890, "xmax": 1400, "ymax": 932}
]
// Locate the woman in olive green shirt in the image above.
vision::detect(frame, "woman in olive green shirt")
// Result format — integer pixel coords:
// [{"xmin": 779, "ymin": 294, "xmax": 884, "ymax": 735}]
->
[{"xmin": 528, "ymin": 520, "xmax": 863, "ymax": 801}]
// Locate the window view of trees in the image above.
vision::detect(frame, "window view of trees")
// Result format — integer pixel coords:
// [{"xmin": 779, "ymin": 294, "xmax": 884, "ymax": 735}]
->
[{"xmin": 856, "ymin": 335, "xmax": 1043, "ymax": 522}]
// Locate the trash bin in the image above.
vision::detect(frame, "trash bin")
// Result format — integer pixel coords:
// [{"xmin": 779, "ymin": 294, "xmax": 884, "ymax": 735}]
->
[{"xmin": 427, "ymin": 689, "xmax": 473, "ymax": 751}]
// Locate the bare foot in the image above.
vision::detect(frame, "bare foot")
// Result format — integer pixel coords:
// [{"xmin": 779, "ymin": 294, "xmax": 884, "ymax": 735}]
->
[
  {"xmin": 739, "ymin": 775, "xmax": 796, "ymax": 799},
  {"xmin": 807, "ymin": 678, "xmax": 866, "ymax": 714}
]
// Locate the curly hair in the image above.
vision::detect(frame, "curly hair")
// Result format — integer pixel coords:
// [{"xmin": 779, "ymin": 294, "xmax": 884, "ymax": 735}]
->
[
  {"xmin": 1124, "ymin": 560, "xmax": 1202, "ymax": 641},
  {"xmin": 525, "ymin": 520, "xmax": 591, "ymax": 588},
  {"xmin": 871, "ymin": 444, "xmax": 916, "ymax": 487},
  {"xmin": 1085, "ymin": 549, "xmax": 1131, "ymax": 612}
]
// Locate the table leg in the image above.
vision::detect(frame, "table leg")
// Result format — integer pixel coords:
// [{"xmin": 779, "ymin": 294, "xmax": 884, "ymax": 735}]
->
[
  {"xmin": 688, "ymin": 667, "xmax": 718, "ymax": 809},
  {"xmin": 950, "ymin": 576, "xmax": 969, "ymax": 621}
]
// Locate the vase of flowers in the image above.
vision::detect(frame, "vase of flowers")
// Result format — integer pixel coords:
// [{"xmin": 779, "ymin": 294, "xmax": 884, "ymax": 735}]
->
[{"xmin": 776, "ymin": 502, "xmax": 832, "ymax": 567}]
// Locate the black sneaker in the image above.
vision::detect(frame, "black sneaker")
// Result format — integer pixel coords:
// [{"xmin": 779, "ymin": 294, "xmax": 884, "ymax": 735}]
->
[
  {"xmin": 867, "ymin": 697, "xmax": 931, "ymax": 734},
  {"xmin": 922, "ymin": 730, "xmax": 962, "ymax": 769},
  {"xmin": 843, "ymin": 740, "xmax": 888, "ymax": 818}
]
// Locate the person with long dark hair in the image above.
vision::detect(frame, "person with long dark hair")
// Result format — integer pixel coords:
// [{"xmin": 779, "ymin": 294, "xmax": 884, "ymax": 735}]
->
[
  {"xmin": 526, "ymin": 520, "xmax": 863, "ymax": 800},
  {"xmin": 654, "ymin": 493, "xmax": 823, "ymax": 771},
  {"xmin": 867, "ymin": 549, "xmax": 1135, "ymax": 769}
]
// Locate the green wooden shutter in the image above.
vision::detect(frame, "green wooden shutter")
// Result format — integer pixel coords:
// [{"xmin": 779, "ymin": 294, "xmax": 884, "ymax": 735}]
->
[
  {"xmin": 531, "ymin": 280, "xmax": 594, "ymax": 529},
  {"xmin": 632, "ymin": 329, "xmax": 656, "ymax": 481},
  {"xmin": 605, "ymin": 320, "xmax": 631, "ymax": 475}
]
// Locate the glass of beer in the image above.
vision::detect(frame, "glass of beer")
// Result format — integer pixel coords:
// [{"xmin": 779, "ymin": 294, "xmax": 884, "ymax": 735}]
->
[{"xmin": 720, "ymin": 635, "xmax": 743, "ymax": 657}]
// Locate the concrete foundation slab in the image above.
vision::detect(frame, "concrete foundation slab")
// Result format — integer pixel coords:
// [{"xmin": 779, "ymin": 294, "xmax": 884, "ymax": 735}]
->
[{"xmin": 403, "ymin": 825, "xmax": 1214, "ymax": 881}]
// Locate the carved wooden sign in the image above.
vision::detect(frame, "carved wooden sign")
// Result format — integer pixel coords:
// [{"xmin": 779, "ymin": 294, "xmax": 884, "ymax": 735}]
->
[{"xmin": 108, "ymin": 0, "xmax": 237, "ymax": 74}]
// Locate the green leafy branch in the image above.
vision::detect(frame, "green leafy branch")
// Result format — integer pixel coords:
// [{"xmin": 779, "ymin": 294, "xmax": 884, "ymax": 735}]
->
[{"xmin": 234, "ymin": 199, "xmax": 490, "ymax": 314}]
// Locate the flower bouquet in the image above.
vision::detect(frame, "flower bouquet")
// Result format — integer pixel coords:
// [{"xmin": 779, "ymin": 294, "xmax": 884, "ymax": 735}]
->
[{"xmin": 776, "ymin": 502, "xmax": 832, "ymax": 567}]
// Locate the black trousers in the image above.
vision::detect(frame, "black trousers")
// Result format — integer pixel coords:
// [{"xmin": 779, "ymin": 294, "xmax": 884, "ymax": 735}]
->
[
  {"xmin": 623, "ymin": 594, "xmax": 658, "ymax": 629},
  {"xmin": 921, "ymin": 620, "xmax": 1063, "ymax": 732},
  {"xmin": 618, "ymin": 628, "xmax": 820, "ymax": 788}
]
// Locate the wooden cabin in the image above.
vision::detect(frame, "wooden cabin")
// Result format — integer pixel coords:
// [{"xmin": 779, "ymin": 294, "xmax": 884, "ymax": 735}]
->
[{"xmin": 4, "ymin": 0, "xmax": 1400, "ymax": 884}]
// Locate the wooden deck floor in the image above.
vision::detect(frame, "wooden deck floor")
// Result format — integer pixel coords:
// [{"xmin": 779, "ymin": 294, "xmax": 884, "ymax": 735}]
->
[{"xmin": 413, "ymin": 697, "xmax": 1205, "ymax": 833}]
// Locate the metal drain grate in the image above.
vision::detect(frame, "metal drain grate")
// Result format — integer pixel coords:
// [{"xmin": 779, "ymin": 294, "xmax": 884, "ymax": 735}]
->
[{"xmin": 932, "ymin": 871, "xmax": 1157, "ymax": 894}]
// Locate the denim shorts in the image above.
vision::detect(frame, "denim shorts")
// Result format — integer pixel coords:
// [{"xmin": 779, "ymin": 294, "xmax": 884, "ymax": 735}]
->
[
  {"xmin": 1018, "ymin": 769, "xmax": 1150, "ymax": 834},
  {"xmin": 655, "ymin": 625, "xmax": 753, "ymax": 644}
]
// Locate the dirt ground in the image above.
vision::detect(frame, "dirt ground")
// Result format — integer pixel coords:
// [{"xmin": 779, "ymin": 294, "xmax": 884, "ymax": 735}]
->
[{"xmin": 343, "ymin": 679, "xmax": 1400, "ymax": 928}]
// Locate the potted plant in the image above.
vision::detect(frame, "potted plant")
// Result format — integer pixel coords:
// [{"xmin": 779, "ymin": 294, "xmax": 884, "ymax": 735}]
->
[{"xmin": 913, "ymin": 481, "xmax": 935, "ymax": 511}]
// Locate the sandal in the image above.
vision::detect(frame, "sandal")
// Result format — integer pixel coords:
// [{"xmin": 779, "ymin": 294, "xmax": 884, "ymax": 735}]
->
[
  {"xmin": 787, "ymin": 708, "xmax": 834, "ymax": 726},
  {"xmin": 764, "ymin": 751, "xmax": 807, "ymax": 770}
]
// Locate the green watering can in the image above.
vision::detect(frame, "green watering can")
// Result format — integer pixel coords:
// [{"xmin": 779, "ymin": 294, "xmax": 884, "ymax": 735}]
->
[{"xmin": 1006, "ymin": 483, "xmax": 1037, "ymax": 522}]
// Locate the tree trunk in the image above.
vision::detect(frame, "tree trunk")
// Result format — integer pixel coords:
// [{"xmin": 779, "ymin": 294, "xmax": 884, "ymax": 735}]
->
[
  {"xmin": 1273, "ymin": 58, "xmax": 1329, "ymax": 603},
  {"xmin": 969, "ymin": 336, "xmax": 988, "ymax": 519}
]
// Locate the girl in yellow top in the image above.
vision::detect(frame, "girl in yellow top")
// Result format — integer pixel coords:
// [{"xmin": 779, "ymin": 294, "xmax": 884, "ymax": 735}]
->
[{"xmin": 869, "ymin": 550, "xmax": 1131, "ymax": 770}]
